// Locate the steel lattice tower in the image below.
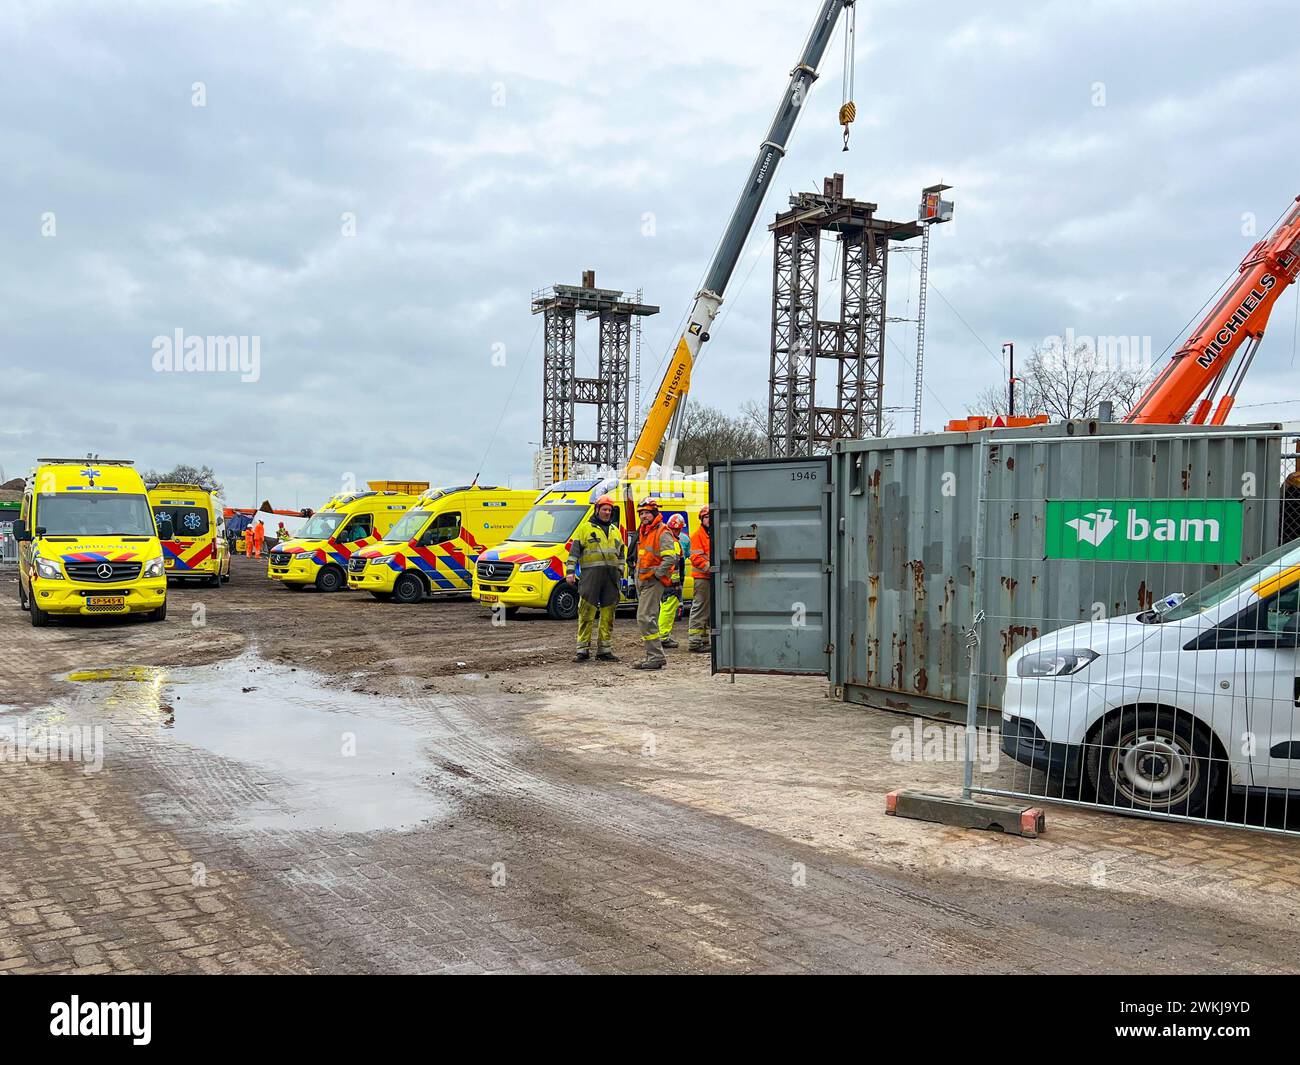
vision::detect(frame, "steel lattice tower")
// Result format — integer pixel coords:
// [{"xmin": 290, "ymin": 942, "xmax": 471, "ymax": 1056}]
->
[
  {"xmin": 533, "ymin": 272, "xmax": 658, "ymax": 470},
  {"xmin": 768, "ymin": 175, "xmax": 920, "ymax": 456}
]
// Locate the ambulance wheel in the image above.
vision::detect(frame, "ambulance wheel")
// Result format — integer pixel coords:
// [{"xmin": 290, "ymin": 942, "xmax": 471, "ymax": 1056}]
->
[
  {"xmin": 146, "ymin": 601, "xmax": 168, "ymax": 623},
  {"xmin": 547, "ymin": 583, "xmax": 579, "ymax": 621},
  {"xmin": 18, "ymin": 577, "xmax": 29, "ymax": 610},
  {"xmin": 206, "ymin": 574, "xmax": 222, "ymax": 588},
  {"xmin": 315, "ymin": 566, "xmax": 346, "ymax": 593},
  {"xmin": 221, "ymin": 571, "xmax": 231, "ymax": 583},
  {"xmin": 392, "ymin": 573, "xmax": 425, "ymax": 605}
]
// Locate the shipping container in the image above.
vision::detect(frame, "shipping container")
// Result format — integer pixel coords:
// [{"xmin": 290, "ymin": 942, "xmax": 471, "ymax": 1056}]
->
[{"xmin": 711, "ymin": 421, "xmax": 1285, "ymax": 721}]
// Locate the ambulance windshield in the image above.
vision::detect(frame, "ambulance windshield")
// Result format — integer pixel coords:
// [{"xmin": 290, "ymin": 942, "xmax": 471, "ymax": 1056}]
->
[
  {"xmin": 507, "ymin": 504, "xmax": 587, "ymax": 545},
  {"xmin": 297, "ymin": 511, "xmax": 345, "ymax": 539},
  {"xmin": 384, "ymin": 510, "xmax": 431, "ymax": 542},
  {"xmin": 37, "ymin": 493, "xmax": 155, "ymax": 537}
]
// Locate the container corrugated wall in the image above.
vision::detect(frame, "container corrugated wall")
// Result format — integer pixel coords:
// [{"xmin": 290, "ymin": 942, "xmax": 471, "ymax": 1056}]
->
[{"xmin": 832, "ymin": 421, "xmax": 1285, "ymax": 721}]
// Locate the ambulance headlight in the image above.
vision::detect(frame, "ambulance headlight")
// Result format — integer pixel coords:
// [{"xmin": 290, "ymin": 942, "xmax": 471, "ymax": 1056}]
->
[
  {"xmin": 143, "ymin": 556, "xmax": 166, "ymax": 579},
  {"xmin": 369, "ymin": 556, "xmax": 389, "ymax": 566},
  {"xmin": 518, "ymin": 561, "xmax": 548, "ymax": 572},
  {"xmin": 34, "ymin": 556, "xmax": 65, "ymax": 580}
]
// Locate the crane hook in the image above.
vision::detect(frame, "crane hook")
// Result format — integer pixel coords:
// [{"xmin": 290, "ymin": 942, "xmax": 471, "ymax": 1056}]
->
[{"xmin": 838, "ymin": 101, "xmax": 856, "ymax": 152}]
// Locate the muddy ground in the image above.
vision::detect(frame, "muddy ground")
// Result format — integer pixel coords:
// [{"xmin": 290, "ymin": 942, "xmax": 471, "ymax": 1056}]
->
[{"xmin": 2, "ymin": 555, "xmax": 1300, "ymax": 974}]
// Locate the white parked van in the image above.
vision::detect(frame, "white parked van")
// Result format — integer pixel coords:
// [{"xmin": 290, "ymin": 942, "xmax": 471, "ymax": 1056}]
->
[{"xmin": 1001, "ymin": 538, "xmax": 1300, "ymax": 818}]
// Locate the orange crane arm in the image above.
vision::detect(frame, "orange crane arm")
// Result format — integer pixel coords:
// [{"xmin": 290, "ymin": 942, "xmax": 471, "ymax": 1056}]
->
[{"xmin": 1126, "ymin": 196, "xmax": 1300, "ymax": 425}]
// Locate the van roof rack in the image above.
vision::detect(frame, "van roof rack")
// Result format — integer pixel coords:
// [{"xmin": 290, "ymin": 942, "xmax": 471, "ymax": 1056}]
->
[{"xmin": 149, "ymin": 482, "xmax": 205, "ymax": 492}]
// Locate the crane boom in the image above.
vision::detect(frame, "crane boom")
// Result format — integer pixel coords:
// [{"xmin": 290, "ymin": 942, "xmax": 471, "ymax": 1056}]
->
[
  {"xmin": 624, "ymin": 0, "xmax": 852, "ymax": 478},
  {"xmin": 1126, "ymin": 196, "xmax": 1300, "ymax": 425}
]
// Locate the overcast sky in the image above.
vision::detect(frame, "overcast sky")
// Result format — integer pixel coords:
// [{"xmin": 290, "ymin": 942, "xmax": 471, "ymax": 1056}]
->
[{"xmin": 2, "ymin": 0, "xmax": 1298, "ymax": 506}]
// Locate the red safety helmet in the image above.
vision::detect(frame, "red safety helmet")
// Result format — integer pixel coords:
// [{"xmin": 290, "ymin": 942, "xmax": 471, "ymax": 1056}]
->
[
  {"xmin": 667, "ymin": 514, "xmax": 685, "ymax": 532},
  {"xmin": 636, "ymin": 498, "xmax": 660, "ymax": 513},
  {"xmin": 593, "ymin": 494, "xmax": 617, "ymax": 509}
]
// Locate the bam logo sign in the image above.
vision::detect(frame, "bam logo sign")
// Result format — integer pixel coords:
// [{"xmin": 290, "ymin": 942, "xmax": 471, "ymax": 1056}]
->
[{"xmin": 1046, "ymin": 499, "xmax": 1243, "ymax": 564}]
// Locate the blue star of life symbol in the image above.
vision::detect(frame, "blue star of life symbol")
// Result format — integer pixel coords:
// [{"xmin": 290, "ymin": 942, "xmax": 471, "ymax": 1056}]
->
[{"xmin": 80, "ymin": 467, "xmax": 101, "ymax": 486}]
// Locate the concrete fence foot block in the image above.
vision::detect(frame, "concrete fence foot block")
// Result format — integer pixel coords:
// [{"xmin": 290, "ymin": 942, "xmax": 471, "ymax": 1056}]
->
[{"xmin": 885, "ymin": 789, "xmax": 1045, "ymax": 838}]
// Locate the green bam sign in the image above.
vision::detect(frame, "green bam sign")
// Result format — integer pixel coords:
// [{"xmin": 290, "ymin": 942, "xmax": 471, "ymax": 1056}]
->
[{"xmin": 1045, "ymin": 499, "xmax": 1244, "ymax": 564}]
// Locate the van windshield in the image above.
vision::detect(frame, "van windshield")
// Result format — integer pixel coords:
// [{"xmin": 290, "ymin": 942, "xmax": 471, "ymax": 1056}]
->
[
  {"xmin": 37, "ymin": 493, "xmax": 156, "ymax": 537},
  {"xmin": 507, "ymin": 504, "xmax": 587, "ymax": 545},
  {"xmin": 297, "ymin": 511, "xmax": 345, "ymax": 540},
  {"xmin": 1159, "ymin": 539, "xmax": 1300, "ymax": 621},
  {"xmin": 385, "ymin": 510, "xmax": 431, "ymax": 542}
]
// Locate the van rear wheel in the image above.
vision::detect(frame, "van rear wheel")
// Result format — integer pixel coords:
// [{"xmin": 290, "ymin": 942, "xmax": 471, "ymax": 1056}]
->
[
  {"xmin": 547, "ymin": 583, "xmax": 579, "ymax": 621},
  {"xmin": 1086, "ymin": 707, "xmax": 1220, "ymax": 818},
  {"xmin": 392, "ymin": 573, "xmax": 425, "ymax": 604}
]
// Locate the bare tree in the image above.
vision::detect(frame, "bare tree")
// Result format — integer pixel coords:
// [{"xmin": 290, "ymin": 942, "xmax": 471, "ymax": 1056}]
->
[
  {"xmin": 670, "ymin": 402, "xmax": 769, "ymax": 469},
  {"xmin": 139, "ymin": 463, "xmax": 224, "ymax": 495},
  {"xmin": 970, "ymin": 342, "xmax": 1144, "ymax": 420}
]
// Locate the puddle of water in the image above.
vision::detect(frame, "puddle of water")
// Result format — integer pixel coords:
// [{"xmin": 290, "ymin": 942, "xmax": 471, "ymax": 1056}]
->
[{"xmin": 63, "ymin": 657, "xmax": 450, "ymax": 834}]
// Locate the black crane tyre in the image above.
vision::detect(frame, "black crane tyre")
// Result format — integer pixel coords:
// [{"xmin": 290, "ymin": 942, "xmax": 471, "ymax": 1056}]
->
[
  {"xmin": 547, "ymin": 583, "xmax": 580, "ymax": 621},
  {"xmin": 392, "ymin": 572, "xmax": 425, "ymax": 605},
  {"xmin": 1086, "ymin": 707, "xmax": 1220, "ymax": 818},
  {"xmin": 315, "ymin": 566, "xmax": 346, "ymax": 593}
]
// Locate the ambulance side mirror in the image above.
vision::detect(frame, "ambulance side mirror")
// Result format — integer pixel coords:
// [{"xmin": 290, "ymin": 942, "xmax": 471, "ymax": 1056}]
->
[{"xmin": 12, "ymin": 519, "xmax": 31, "ymax": 543}]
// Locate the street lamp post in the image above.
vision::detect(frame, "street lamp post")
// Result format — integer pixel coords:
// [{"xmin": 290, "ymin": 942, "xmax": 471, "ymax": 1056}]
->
[{"xmin": 254, "ymin": 461, "xmax": 265, "ymax": 510}]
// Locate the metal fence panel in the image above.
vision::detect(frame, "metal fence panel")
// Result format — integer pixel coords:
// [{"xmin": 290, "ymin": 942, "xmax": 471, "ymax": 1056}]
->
[
  {"xmin": 833, "ymin": 422, "xmax": 1284, "ymax": 721},
  {"xmin": 966, "ymin": 429, "xmax": 1300, "ymax": 837}
]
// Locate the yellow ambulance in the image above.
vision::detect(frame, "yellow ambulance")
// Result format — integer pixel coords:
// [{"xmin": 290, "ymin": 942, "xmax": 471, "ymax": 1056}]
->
[
  {"xmin": 471, "ymin": 477, "xmax": 708, "ymax": 619},
  {"xmin": 267, "ymin": 481, "xmax": 427, "ymax": 592},
  {"xmin": 14, "ymin": 457, "xmax": 170, "ymax": 626},
  {"xmin": 347, "ymin": 484, "xmax": 536, "ymax": 603},
  {"xmin": 147, "ymin": 482, "xmax": 231, "ymax": 587}
]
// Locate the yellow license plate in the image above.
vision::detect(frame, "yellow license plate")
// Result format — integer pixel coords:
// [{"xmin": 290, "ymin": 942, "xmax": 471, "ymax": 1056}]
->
[
  {"xmin": 480, "ymin": 593, "xmax": 498, "ymax": 603},
  {"xmin": 88, "ymin": 596, "xmax": 126, "ymax": 608}
]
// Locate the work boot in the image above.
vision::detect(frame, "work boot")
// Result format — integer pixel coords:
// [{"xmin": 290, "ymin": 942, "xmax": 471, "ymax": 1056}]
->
[
  {"xmin": 662, "ymin": 637, "xmax": 679, "ymax": 649},
  {"xmin": 596, "ymin": 651, "xmax": 619, "ymax": 662},
  {"xmin": 689, "ymin": 643, "xmax": 710, "ymax": 654},
  {"xmin": 574, "ymin": 649, "xmax": 591, "ymax": 663},
  {"xmin": 632, "ymin": 659, "xmax": 664, "ymax": 670}
]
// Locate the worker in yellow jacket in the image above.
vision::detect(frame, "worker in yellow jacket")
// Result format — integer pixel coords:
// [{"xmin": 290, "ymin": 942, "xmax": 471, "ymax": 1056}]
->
[{"xmin": 565, "ymin": 494, "xmax": 624, "ymax": 662}]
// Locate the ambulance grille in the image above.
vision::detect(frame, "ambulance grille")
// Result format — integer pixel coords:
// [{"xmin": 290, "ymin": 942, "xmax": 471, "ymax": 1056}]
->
[
  {"xmin": 348, "ymin": 557, "xmax": 367, "ymax": 573},
  {"xmin": 269, "ymin": 552, "xmax": 291, "ymax": 566},
  {"xmin": 65, "ymin": 561, "xmax": 142, "ymax": 582},
  {"xmin": 476, "ymin": 560, "xmax": 514, "ymax": 582}
]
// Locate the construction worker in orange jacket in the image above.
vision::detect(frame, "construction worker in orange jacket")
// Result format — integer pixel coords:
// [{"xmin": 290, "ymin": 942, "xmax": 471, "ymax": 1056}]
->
[
  {"xmin": 251, "ymin": 519, "xmax": 265, "ymax": 558},
  {"xmin": 633, "ymin": 498, "xmax": 680, "ymax": 670},
  {"xmin": 687, "ymin": 504, "xmax": 712, "ymax": 652}
]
